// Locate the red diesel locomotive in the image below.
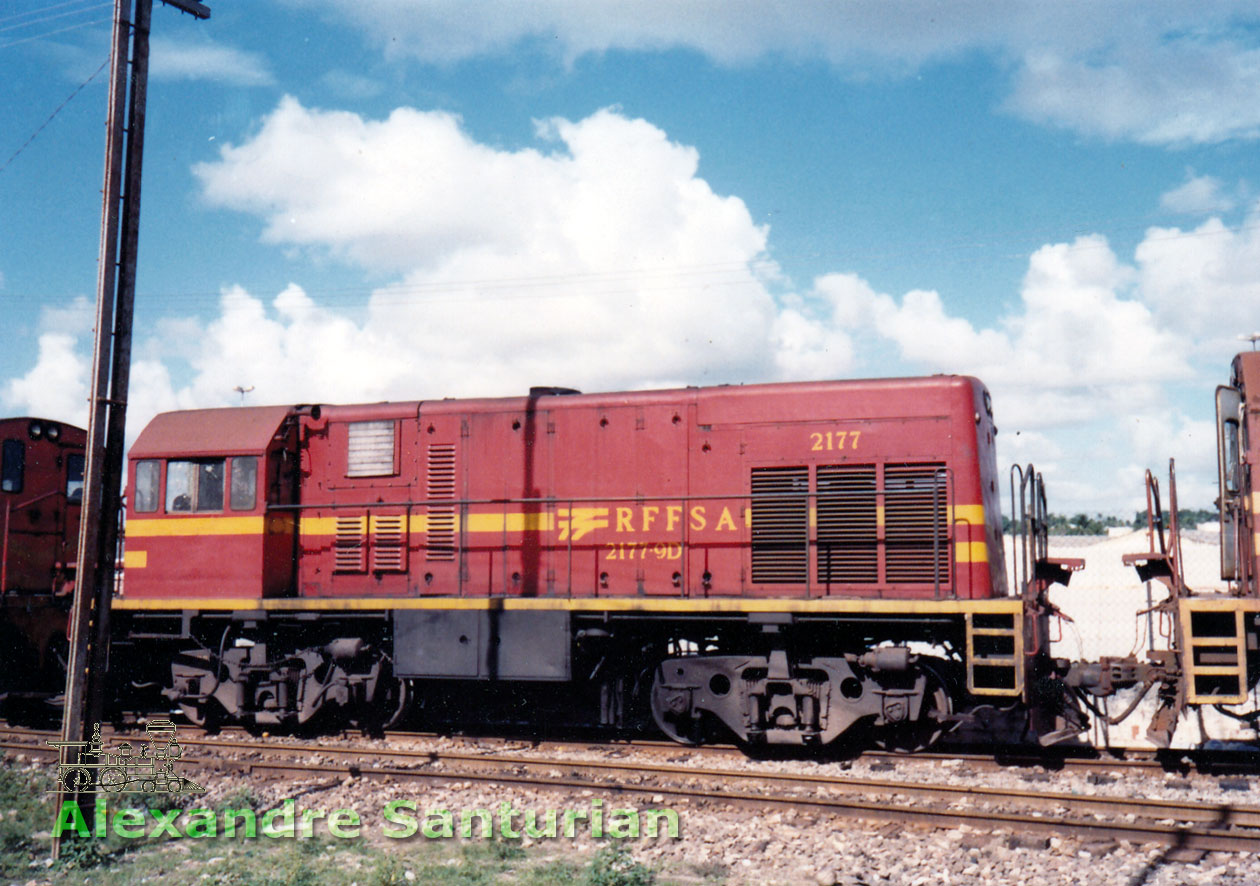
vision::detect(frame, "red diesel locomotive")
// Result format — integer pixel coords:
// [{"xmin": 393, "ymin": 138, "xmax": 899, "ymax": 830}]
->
[
  {"xmin": 108, "ymin": 374, "xmax": 1072, "ymax": 747},
  {"xmin": 0, "ymin": 417, "xmax": 86, "ymax": 701}
]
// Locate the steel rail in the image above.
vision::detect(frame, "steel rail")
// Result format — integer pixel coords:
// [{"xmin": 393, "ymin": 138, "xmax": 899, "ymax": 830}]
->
[{"xmin": 0, "ymin": 723, "xmax": 1197, "ymax": 772}]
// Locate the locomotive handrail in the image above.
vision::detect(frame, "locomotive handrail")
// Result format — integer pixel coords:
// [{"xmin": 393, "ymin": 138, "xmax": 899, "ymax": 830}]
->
[
  {"xmin": 262, "ymin": 487, "xmax": 952, "ymax": 509},
  {"xmin": 1008, "ymin": 463, "xmax": 1081, "ymax": 599}
]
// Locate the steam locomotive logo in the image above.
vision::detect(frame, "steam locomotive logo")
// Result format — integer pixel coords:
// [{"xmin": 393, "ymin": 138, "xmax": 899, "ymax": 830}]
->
[{"xmin": 46, "ymin": 720, "xmax": 204, "ymax": 794}]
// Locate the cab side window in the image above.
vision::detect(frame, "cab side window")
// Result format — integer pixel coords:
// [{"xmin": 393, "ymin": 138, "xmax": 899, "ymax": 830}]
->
[
  {"xmin": 66, "ymin": 453, "xmax": 85, "ymax": 502},
  {"xmin": 1, "ymin": 440, "xmax": 23, "ymax": 494},
  {"xmin": 166, "ymin": 459, "xmax": 225, "ymax": 512},
  {"xmin": 134, "ymin": 460, "xmax": 160, "ymax": 513},
  {"xmin": 230, "ymin": 456, "xmax": 258, "ymax": 511}
]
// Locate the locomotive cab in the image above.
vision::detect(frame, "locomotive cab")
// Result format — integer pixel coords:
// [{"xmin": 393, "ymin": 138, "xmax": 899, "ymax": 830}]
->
[{"xmin": 123, "ymin": 406, "xmax": 302, "ymax": 600}]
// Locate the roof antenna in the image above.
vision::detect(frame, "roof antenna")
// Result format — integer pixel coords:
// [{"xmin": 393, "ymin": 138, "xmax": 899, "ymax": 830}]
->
[{"xmin": 234, "ymin": 385, "xmax": 254, "ymax": 405}]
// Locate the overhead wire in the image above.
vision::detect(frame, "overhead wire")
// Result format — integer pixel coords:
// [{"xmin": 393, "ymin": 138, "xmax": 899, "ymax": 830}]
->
[
  {"xmin": 0, "ymin": 16, "xmax": 111, "ymax": 51},
  {"xmin": 0, "ymin": 0, "xmax": 102, "ymax": 25},
  {"xmin": 0, "ymin": 55, "xmax": 110, "ymax": 175},
  {"xmin": 0, "ymin": 1, "xmax": 111, "ymax": 35}
]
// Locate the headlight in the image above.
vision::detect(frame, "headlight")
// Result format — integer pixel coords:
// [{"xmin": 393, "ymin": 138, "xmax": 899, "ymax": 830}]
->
[
  {"xmin": 46, "ymin": 423, "xmax": 60, "ymax": 442},
  {"xmin": 28, "ymin": 421, "xmax": 42, "ymax": 440}
]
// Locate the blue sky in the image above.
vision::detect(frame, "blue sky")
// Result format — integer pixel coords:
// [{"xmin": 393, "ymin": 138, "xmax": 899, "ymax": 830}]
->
[{"xmin": 2, "ymin": 1, "xmax": 1259, "ymax": 516}]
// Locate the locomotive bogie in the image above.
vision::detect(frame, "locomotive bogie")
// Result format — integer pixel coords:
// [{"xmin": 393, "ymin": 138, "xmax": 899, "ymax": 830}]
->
[{"xmin": 110, "ymin": 594, "xmax": 1033, "ymax": 747}]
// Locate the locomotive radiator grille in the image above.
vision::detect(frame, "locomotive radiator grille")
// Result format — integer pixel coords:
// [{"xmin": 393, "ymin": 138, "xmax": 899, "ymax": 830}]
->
[
  {"xmin": 884, "ymin": 464, "xmax": 949, "ymax": 585},
  {"xmin": 426, "ymin": 444, "xmax": 457, "ymax": 561},
  {"xmin": 752, "ymin": 461, "xmax": 952, "ymax": 589},
  {"xmin": 750, "ymin": 466, "xmax": 809, "ymax": 583},
  {"xmin": 816, "ymin": 466, "xmax": 878, "ymax": 584}
]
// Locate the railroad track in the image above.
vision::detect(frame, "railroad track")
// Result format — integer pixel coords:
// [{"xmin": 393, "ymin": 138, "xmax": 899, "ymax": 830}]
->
[
  {"xmin": 0, "ymin": 721, "xmax": 1175, "ymax": 776},
  {"xmin": 6, "ymin": 725, "xmax": 1260, "ymax": 853}
]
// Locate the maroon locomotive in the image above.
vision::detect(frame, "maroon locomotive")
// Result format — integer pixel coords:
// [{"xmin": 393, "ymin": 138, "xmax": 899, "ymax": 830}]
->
[
  {"xmin": 0, "ymin": 417, "xmax": 86, "ymax": 704},
  {"xmin": 111, "ymin": 374, "xmax": 1075, "ymax": 748}
]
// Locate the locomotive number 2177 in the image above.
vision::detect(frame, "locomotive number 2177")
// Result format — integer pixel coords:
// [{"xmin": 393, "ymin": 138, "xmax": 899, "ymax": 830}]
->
[{"xmin": 810, "ymin": 430, "xmax": 862, "ymax": 452}]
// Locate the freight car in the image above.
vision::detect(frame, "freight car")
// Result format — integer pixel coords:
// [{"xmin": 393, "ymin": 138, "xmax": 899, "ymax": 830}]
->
[
  {"xmin": 0, "ymin": 418, "xmax": 86, "ymax": 703},
  {"xmin": 107, "ymin": 375, "xmax": 1083, "ymax": 747}
]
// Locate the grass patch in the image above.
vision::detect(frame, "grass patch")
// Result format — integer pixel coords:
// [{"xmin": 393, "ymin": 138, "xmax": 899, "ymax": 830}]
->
[
  {"xmin": 0, "ymin": 762, "xmax": 683, "ymax": 885},
  {"xmin": 585, "ymin": 842, "xmax": 656, "ymax": 886}
]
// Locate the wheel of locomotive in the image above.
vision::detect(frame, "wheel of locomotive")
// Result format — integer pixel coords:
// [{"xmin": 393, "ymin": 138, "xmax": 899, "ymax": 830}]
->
[
  {"xmin": 649, "ymin": 662, "xmax": 706, "ymax": 745},
  {"xmin": 179, "ymin": 699, "xmax": 223, "ymax": 731},
  {"xmin": 349, "ymin": 674, "xmax": 411, "ymax": 734},
  {"xmin": 874, "ymin": 670, "xmax": 954, "ymax": 754}
]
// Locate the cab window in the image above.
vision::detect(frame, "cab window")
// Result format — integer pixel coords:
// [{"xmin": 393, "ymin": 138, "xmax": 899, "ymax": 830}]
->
[
  {"xmin": 1, "ymin": 440, "xmax": 23, "ymax": 494},
  {"xmin": 166, "ymin": 459, "xmax": 224, "ymax": 512},
  {"xmin": 230, "ymin": 456, "xmax": 258, "ymax": 511},
  {"xmin": 66, "ymin": 453, "xmax": 85, "ymax": 502},
  {"xmin": 134, "ymin": 459, "xmax": 160, "ymax": 513}
]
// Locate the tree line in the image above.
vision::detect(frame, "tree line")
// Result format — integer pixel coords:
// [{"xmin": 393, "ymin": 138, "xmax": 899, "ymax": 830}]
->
[{"xmin": 1001, "ymin": 509, "xmax": 1219, "ymax": 536}]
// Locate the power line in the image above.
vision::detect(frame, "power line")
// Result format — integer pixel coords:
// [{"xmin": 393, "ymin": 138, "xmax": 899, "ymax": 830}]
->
[
  {"xmin": 0, "ymin": 2, "xmax": 110, "ymax": 35},
  {"xmin": 0, "ymin": 55, "xmax": 110, "ymax": 175},
  {"xmin": 0, "ymin": 0, "xmax": 102, "ymax": 26},
  {"xmin": 0, "ymin": 16, "xmax": 111, "ymax": 50}
]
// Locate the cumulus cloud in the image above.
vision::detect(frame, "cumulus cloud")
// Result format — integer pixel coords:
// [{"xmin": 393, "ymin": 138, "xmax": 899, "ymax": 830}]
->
[
  {"xmin": 1, "ymin": 297, "xmax": 93, "ymax": 425},
  {"xmin": 196, "ymin": 100, "xmax": 770, "ymax": 278},
  {"xmin": 800, "ymin": 236, "xmax": 1187, "ymax": 428},
  {"xmin": 776, "ymin": 236, "xmax": 1202, "ymax": 514},
  {"xmin": 149, "ymin": 37, "xmax": 274, "ymax": 86},
  {"xmin": 1135, "ymin": 210, "xmax": 1260, "ymax": 355},
  {"xmin": 191, "ymin": 99, "xmax": 780, "ymax": 397}
]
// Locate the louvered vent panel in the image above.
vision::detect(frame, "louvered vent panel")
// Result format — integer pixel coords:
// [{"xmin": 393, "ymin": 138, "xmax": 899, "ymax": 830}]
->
[
  {"xmin": 751, "ymin": 466, "xmax": 808, "ymax": 584},
  {"xmin": 371, "ymin": 514, "xmax": 407, "ymax": 572},
  {"xmin": 334, "ymin": 515, "xmax": 367, "ymax": 572},
  {"xmin": 426, "ymin": 444, "xmax": 456, "ymax": 562},
  {"xmin": 346, "ymin": 420, "xmax": 396, "ymax": 477},
  {"xmin": 884, "ymin": 464, "xmax": 949, "ymax": 584},
  {"xmin": 816, "ymin": 466, "xmax": 878, "ymax": 584}
]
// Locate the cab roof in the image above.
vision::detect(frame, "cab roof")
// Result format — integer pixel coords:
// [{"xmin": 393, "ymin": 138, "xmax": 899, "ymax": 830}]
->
[{"xmin": 130, "ymin": 406, "xmax": 293, "ymax": 458}]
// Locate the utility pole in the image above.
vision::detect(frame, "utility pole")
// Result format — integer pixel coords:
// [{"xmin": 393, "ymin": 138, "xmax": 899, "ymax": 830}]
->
[{"xmin": 53, "ymin": 0, "xmax": 210, "ymax": 861}]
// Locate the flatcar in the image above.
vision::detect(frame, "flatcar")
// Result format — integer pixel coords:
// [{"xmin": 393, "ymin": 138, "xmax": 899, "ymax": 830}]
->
[
  {"xmin": 107, "ymin": 375, "xmax": 1080, "ymax": 747},
  {"xmin": 0, "ymin": 417, "xmax": 86, "ymax": 702}
]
